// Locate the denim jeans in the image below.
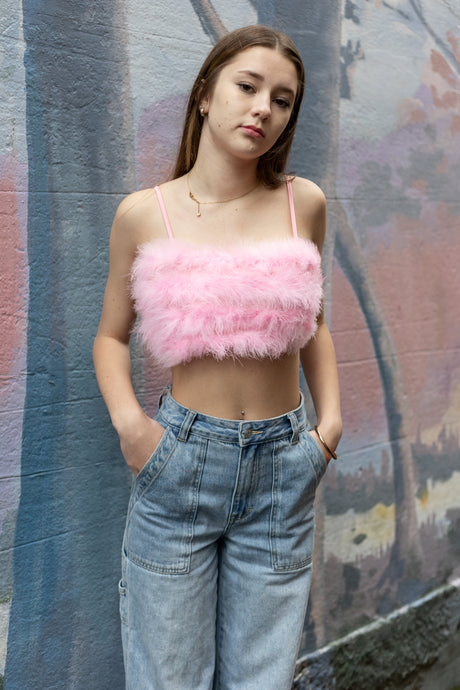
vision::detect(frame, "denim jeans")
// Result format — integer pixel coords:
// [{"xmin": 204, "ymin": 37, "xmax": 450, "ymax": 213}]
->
[{"xmin": 119, "ymin": 390, "xmax": 327, "ymax": 689}]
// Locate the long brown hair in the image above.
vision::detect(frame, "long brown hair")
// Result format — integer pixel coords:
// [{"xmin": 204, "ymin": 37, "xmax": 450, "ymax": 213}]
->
[{"xmin": 172, "ymin": 25, "xmax": 305, "ymax": 188}]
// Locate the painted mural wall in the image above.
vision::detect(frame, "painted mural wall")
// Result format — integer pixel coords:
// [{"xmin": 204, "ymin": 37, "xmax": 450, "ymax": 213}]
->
[{"xmin": 0, "ymin": 0, "xmax": 458, "ymax": 687}]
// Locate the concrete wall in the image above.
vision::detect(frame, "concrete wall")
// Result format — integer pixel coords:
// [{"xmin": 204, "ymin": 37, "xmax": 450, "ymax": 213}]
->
[{"xmin": 1, "ymin": 1, "xmax": 459, "ymax": 687}]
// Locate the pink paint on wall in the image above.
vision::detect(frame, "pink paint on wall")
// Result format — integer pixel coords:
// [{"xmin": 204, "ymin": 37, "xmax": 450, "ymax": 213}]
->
[
  {"xmin": 369, "ymin": 212, "xmax": 460, "ymax": 436},
  {"xmin": 0, "ymin": 156, "xmax": 27, "ymax": 384},
  {"xmin": 136, "ymin": 95, "xmax": 187, "ymax": 189},
  {"xmin": 331, "ymin": 260, "xmax": 388, "ymax": 448}
]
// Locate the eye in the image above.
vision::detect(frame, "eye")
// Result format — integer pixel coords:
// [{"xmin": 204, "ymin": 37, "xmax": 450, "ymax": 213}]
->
[
  {"xmin": 238, "ymin": 82, "xmax": 255, "ymax": 94},
  {"xmin": 274, "ymin": 97, "xmax": 291, "ymax": 109}
]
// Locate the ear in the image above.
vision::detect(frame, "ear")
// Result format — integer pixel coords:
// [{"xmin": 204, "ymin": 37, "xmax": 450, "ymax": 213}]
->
[{"xmin": 199, "ymin": 96, "xmax": 209, "ymax": 115}]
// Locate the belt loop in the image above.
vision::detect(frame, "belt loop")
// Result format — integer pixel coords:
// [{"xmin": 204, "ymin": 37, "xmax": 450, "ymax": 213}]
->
[
  {"xmin": 288, "ymin": 411, "xmax": 299, "ymax": 445},
  {"xmin": 178, "ymin": 409, "xmax": 197, "ymax": 442}
]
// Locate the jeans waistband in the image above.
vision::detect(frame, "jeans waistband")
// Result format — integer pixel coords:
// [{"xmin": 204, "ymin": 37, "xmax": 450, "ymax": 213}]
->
[{"xmin": 157, "ymin": 389, "xmax": 308, "ymax": 446}]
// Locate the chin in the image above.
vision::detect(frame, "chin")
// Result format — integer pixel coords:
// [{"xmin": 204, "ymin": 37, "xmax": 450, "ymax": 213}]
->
[{"xmin": 236, "ymin": 141, "xmax": 267, "ymax": 159}]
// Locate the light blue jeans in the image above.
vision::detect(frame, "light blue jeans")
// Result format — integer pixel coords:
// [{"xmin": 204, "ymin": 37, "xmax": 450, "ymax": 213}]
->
[{"xmin": 119, "ymin": 390, "xmax": 327, "ymax": 689}]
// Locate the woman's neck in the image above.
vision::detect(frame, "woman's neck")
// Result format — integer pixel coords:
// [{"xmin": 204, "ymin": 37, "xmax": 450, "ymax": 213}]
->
[{"xmin": 190, "ymin": 149, "xmax": 259, "ymax": 201}]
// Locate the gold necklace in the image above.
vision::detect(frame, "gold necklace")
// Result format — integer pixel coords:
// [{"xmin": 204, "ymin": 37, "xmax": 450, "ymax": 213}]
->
[{"xmin": 186, "ymin": 174, "xmax": 259, "ymax": 217}]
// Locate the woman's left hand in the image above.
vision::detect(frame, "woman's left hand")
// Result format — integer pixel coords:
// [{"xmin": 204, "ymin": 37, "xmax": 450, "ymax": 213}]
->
[
  {"xmin": 309, "ymin": 429, "xmax": 332, "ymax": 463},
  {"xmin": 309, "ymin": 423, "xmax": 341, "ymax": 464}
]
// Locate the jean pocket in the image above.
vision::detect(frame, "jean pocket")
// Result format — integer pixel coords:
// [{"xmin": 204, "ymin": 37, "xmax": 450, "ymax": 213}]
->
[
  {"xmin": 123, "ymin": 433, "xmax": 206, "ymax": 575},
  {"xmin": 270, "ymin": 438, "xmax": 317, "ymax": 572},
  {"xmin": 134, "ymin": 423, "xmax": 169, "ymax": 482},
  {"xmin": 299, "ymin": 429, "xmax": 328, "ymax": 483},
  {"xmin": 129, "ymin": 425, "xmax": 177, "ymax": 498}
]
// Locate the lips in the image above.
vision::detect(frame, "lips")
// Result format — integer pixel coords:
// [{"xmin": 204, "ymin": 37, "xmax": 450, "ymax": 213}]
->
[{"xmin": 241, "ymin": 125, "xmax": 265, "ymax": 138}]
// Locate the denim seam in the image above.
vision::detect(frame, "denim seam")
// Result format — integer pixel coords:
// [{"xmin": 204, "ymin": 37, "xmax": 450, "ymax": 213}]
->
[
  {"xmin": 159, "ymin": 427, "xmax": 297, "ymax": 447},
  {"xmin": 222, "ymin": 444, "xmax": 243, "ymax": 533},
  {"xmin": 125, "ymin": 552, "xmax": 189, "ymax": 575},
  {"xmin": 157, "ymin": 416, "xmax": 307, "ymax": 444},
  {"xmin": 268, "ymin": 442, "xmax": 278, "ymax": 571},
  {"xmin": 183, "ymin": 436, "xmax": 207, "ymax": 564},
  {"xmin": 214, "ymin": 556, "xmax": 224, "ymax": 690}
]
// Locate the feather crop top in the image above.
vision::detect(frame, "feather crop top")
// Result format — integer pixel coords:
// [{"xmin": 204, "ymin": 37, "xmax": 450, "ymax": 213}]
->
[{"xmin": 131, "ymin": 180, "xmax": 323, "ymax": 368}]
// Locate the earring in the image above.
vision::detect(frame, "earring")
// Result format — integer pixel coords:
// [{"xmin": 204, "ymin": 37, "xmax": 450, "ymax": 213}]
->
[{"xmin": 200, "ymin": 106, "xmax": 206, "ymax": 116}]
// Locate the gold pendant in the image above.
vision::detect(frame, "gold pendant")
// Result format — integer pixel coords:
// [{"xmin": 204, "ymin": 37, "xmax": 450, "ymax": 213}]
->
[{"xmin": 189, "ymin": 190, "xmax": 201, "ymax": 217}]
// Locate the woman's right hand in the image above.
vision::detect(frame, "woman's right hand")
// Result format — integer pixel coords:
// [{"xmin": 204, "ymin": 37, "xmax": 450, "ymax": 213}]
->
[{"xmin": 118, "ymin": 411, "xmax": 166, "ymax": 476}]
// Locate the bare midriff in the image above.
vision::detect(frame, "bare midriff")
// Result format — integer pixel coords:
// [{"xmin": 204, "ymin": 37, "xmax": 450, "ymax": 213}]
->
[{"xmin": 170, "ymin": 352, "xmax": 301, "ymax": 420}]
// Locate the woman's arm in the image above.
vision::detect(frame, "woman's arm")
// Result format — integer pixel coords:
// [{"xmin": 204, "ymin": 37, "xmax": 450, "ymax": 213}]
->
[
  {"xmin": 295, "ymin": 178, "xmax": 342, "ymax": 459},
  {"xmin": 93, "ymin": 192, "xmax": 165, "ymax": 474},
  {"xmin": 300, "ymin": 317, "xmax": 342, "ymax": 459}
]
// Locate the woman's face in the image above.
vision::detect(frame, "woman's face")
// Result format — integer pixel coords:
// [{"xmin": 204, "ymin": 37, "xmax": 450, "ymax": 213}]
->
[{"xmin": 200, "ymin": 46, "xmax": 298, "ymax": 162}]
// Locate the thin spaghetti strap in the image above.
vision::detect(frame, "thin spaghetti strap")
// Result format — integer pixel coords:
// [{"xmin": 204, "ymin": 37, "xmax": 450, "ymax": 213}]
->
[
  {"xmin": 154, "ymin": 185, "xmax": 174, "ymax": 239},
  {"xmin": 285, "ymin": 177, "xmax": 298, "ymax": 238}
]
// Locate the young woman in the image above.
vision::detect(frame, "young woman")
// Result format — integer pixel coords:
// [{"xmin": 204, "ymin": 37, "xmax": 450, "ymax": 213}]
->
[{"xmin": 94, "ymin": 25, "xmax": 341, "ymax": 690}]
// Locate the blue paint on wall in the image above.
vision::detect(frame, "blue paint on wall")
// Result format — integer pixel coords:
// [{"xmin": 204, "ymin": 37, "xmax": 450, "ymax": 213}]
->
[
  {"xmin": 5, "ymin": 2, "xmax": 135, "ymax": 686},
  {"xmin": 257, "ymin": 0, "xmax": 275, "ymax": 26},
  {"xmin": 5, "ymin": 4, "xmax": 71, "ymax": 682}
]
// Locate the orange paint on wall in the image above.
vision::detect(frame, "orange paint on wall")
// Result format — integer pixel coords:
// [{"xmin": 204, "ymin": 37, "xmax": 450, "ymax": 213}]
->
[
  {"xmin": 430, "ymin": 49, "xmax": 457, "ymax": 88},
  {"xmin": 366, "ymin": 212, "xmax": 460, "ymax": 433},
  {"xmin": 450, "ymin": 115, "xmax": 460, "ymax": 134},
  {"xmin": 330, "ymin": 199, "xmax": 460, "ymax": 443},
  {"xmin": 412, "ymin": 179, "xmax": 427, "ymax": 194},
  {"xmin": 446, "ymin": 31, "xmax": 460, "ymax": 64},
  {"xmin": 331, "ymin": 260, "xmax": 386, "ymax": 439},
  {"xmin": 0, "ymin": 180, "xmax": 27, "ymax": 377},
  {"xmin": 435, "ymin": 157, "xmax": 449, "ymax": 174}
]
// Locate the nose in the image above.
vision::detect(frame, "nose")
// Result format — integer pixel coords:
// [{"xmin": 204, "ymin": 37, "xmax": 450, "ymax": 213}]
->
[{"xmin": 251, "ymin": 93, "xmax": 271, "ymax": 120}]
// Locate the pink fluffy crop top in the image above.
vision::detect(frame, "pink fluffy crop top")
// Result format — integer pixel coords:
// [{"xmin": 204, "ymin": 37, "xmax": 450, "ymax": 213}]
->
[{"xmin": 131, "ymin": 179, "xmax": 323, "ymax": 368}]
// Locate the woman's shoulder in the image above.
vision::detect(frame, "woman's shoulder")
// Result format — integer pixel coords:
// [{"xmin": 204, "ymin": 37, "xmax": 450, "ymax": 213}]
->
[
  {"xmin": 111, "ymin": 186, "xmax": 169, "ymax": 245},
  {"xmin": 288, "ymin": 177, "xmax": 326, "ymax": 246},
  {"xmin": 113, "ymin": 188, "xmax": 157, "ymax": 225},
  {"xmin": 289, "ymin": 176, "xmax": 326, "ymax": 209}
]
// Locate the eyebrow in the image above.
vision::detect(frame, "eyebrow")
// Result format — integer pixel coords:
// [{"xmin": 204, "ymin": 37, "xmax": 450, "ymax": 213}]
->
[{"xmin": 236, "ymin": 69, "xmax": 296, "ymax": 98}]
